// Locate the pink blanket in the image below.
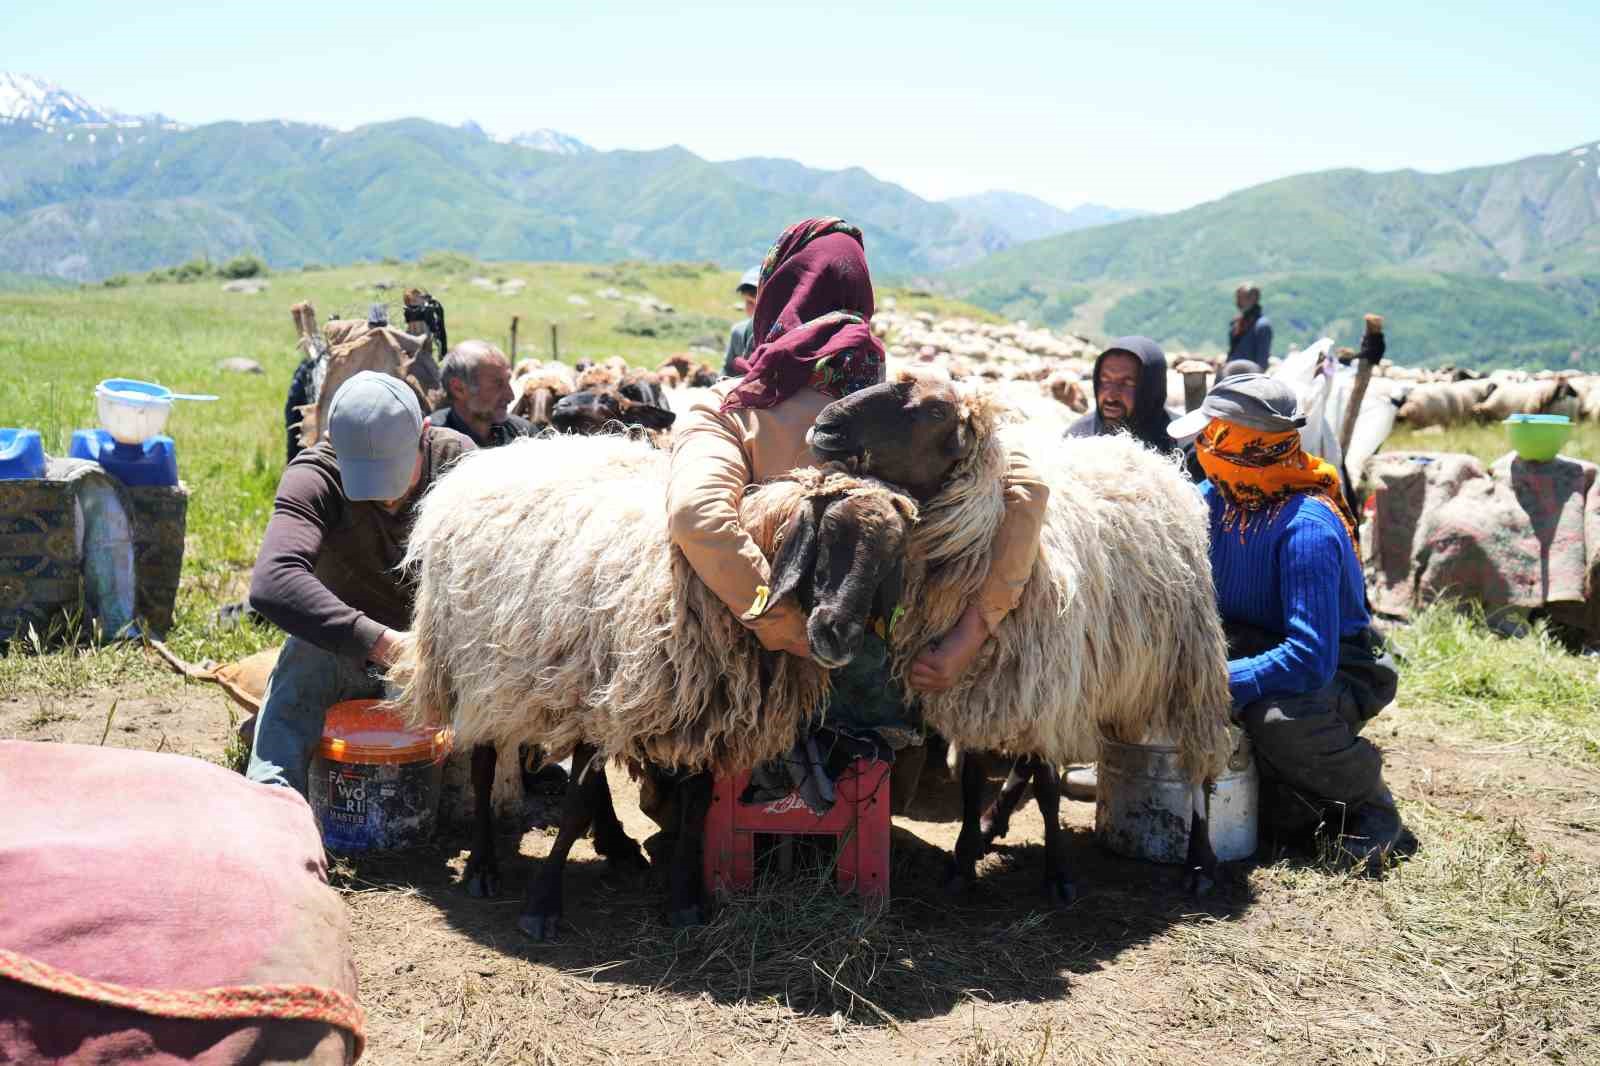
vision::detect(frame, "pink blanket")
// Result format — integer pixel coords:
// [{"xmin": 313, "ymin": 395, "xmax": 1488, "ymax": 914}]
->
[{"xmin": 0, "ymin": 742, "xmax": 360, "ymax": 1064}]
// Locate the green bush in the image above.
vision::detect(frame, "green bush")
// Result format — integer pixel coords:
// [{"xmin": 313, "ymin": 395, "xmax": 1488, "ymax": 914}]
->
[
  {"xmin": 102, "ymin": 274, "xmax": 131, "ymax": 288},
  {"xmin": 300, "ymin": 262, "xmax": 326, "ymax": 272},
  {"xmin": 380, "ymin": 255, "xmax": 401, "ymax": 266},
  {"xmin": 218, "ymin": 254, "xmax": 267, "ymax": 279},
  {"xmin": 418, "ymin": 251, "xmax": 474, "ymax": 273},
  {"xmin": 170, "ymin": 258, "xmax": 212, "ymax": 283}
]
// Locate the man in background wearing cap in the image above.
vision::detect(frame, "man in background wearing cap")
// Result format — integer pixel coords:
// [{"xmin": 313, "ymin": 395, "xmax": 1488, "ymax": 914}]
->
[
  {"xmin": 721, "ymin": 266, "xmax": 761, "ymax": 378},
  {"xmin": 246, "ymin": 370, "xmax": 473, "ymax": 796},
  {"xmin": 1171, "ymin": 373, "xmax": 1414, "ymax": 875}
]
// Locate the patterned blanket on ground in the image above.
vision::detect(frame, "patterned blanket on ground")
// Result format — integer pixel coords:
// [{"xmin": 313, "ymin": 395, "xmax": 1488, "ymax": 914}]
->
[{"xmin": 1364, "ymin": 451, "xmax": 1600, "ymax": 634}]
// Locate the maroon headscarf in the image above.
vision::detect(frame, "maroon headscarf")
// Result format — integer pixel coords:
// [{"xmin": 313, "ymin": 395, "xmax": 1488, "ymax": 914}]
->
[{"xmin": 722, "ymin": 218, "xmax": 886, "ymax": 412}]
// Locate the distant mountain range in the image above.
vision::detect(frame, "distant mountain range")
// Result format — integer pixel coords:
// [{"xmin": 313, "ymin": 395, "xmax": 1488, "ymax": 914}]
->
[
  {"xmin": 949, "ymin": 144, "xmax": 1600, "ymax": 367},
  {"xmin": 506, "ymin": 129, "xmax": 593, "ymax": 156},
  {"xmin": 0, "ymin": 73, "xmax": 1130, "ymax": 284},
  {"xmin": 942, "ymin": 191, "xmax": 1147, "ymax": 244},
  {"xmin": 6, "ymin": 72, "xmax": 1595, "ymax": 367}
]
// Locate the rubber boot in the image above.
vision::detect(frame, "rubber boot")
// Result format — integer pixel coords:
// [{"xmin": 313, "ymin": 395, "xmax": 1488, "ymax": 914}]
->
[{"xmin": 1334, "ymin": 782, "xmax": 1418, "ymax": 876}]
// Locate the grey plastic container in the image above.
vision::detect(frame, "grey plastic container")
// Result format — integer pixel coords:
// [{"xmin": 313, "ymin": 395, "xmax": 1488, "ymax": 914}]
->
[{"xmin": 1095, "ymin": 733, "xmax": 1258, "ymax": 864}]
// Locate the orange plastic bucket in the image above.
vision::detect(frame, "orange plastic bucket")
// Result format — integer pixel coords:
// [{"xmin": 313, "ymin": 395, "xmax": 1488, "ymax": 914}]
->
[{"xmin": 307, "ymin": 700, "xmax": 453, "ymax": 851}]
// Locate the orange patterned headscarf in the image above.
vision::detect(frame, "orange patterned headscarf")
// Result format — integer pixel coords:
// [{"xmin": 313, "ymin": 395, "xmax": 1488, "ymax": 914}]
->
[{"xmin": 1194, "ymin": 419, "xmax": 1357, "ymax": 546}]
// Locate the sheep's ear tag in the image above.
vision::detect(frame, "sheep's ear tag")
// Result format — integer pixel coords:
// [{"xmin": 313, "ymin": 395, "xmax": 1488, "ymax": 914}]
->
[
  {"xmin": 744, "ymin": 584, "xmax": 771, "ymax": 620},
  {"xmin": 874, "ymin": 605, "xmax": 905, "ymax": 640}
]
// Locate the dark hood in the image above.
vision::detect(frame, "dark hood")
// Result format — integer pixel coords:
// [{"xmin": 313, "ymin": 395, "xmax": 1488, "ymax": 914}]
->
[{"xmin": 1065, "ymin": 335, "xmax": 1175, "ymax": 453}]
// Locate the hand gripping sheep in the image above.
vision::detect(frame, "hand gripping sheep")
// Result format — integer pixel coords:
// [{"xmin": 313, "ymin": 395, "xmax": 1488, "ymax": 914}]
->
[
  {"xmin": 388, "ymin": 434, "xmax": 916, "ymax": 938},
  {"xmin": 810, "ymin": 374, "xmax": 1236, "ymax": 900}
]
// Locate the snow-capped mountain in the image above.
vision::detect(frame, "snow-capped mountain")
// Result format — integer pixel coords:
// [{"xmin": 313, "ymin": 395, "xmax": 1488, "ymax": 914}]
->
[
  {"xmin": 0, "ymin": 71, "xmax": 182, "ymax": 127},
  {"xmin": 0, "ymin": 72, "xmax": 111, "ymax": 125},
  {"xmin": 508, "ymin": 128, "xmax": 593, "ymax": 155}
]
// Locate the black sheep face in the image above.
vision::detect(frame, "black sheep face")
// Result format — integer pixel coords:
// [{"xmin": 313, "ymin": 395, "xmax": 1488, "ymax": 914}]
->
[
  {"xmin": 762, "ymin": 488, "xmax": 912, "ymax": 669},
  {"xmin": 809, "ymin": 376, "xmax": 974, "ymax": 501},
  {"xmin": 550, "ymin": 390, "xmax": 675, "ymax": 434}
]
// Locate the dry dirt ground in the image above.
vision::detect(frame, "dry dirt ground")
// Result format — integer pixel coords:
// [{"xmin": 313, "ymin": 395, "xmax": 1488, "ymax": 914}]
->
[{"xmin": 4, "ymin": 674, "xmax": 1598, "ymax": 1066}]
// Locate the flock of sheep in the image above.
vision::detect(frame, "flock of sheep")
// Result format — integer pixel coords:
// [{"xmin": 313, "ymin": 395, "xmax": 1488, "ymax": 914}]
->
[{"xmin": 509, "ymin": 312, "xmax": 1600, "ymax": 481}]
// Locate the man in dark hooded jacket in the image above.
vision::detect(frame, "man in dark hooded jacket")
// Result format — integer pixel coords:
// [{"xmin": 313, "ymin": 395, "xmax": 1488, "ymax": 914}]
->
[
  {"xmin": 1065, "ymin": 336, "xmax": 1177, "ymax": 455},
  {"xmin": 1054, "ymin": 336, "xmax": 1179, "ymax": 804}
]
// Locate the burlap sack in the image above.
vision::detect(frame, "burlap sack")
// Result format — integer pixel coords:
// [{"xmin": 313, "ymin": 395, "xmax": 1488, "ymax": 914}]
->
[{"xmin": 301, "ymin": 321, "xmax": 442, "ymax": 447}]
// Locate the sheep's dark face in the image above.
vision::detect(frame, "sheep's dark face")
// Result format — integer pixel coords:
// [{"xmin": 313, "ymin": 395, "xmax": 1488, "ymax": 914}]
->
[
  {"xmin": 766, "ymin": 488, "xmax": 913, "ymax": 669},
  {"xmin": 550, "ymin": 389, "xmax": 676, "ymax": 435},
  {"xmin": 809, "ymin": 377, "xmax": 973, "ymax": 501}
]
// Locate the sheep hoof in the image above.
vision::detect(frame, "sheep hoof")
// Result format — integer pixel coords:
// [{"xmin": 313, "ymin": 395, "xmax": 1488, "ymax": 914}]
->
[
  {"xmin": 464, "ymin": 868, "xmax": 501, "ymax": 899},
  {"xmin": 978, "ymin": 815, "xmax": 1009, "ymax": 848},
  {"xmin": 668, "ymin": 905, "xmax": 704, "ymax": 929},
  {"xmin": 517, "ymin": 912, "xmax": 560, "ymax": 941},
  {"xmin": 600, "ymin": 840, "xmax": 650, "ymax": 876},
  {"xmin": 1183, "ymin": 867, "xmax": 1217, "ymax": 899},
  {"xmin": 1044, "ymin": 875, "xmax": 1078, "ymax": 906},
  {"xmin": 942, "ymin": 868, "xmax": 975, "ymax": 898}
]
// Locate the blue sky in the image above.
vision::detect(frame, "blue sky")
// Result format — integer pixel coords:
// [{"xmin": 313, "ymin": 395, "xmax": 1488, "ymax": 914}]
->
[{"xmin": 9, "ymin": 1, "xmax": 1597, "ymax": 212}]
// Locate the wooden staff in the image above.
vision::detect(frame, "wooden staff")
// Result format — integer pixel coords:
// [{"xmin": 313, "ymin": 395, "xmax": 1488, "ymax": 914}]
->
[
  {"xmin": 1338, "ymin": 314, "xmax": 1385, "ymax": 457},
  {"xmin": 1177, "ymin": 360, "xmax": 1213, "ymax": 412},
  {"xmin": 509, "ymin": 315, "xmax": 519, "ymax": 361}
]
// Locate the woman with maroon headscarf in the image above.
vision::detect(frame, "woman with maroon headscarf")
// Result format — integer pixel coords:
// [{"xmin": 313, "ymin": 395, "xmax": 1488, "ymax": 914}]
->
[{"xmin": 667, "ymin": 218, "xmax": 1048, "ymax": 691}]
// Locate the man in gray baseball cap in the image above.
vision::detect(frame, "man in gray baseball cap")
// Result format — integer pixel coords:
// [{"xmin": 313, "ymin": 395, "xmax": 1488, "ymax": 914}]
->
[
  {"xmin": 246, "ymin": 371, "xmax": 474, "ymax": 796},
  {"xmin": 329, "ymin": 370, "xmax": 427, "ymax": 502},
  {"xmin": 1184, "ymin": 372, "xmax": 1414, "ymax": 876}
]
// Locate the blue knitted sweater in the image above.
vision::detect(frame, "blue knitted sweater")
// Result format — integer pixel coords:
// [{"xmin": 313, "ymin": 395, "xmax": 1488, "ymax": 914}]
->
[{"xmin": 1201, "ymin": 482, "xmax": 1369, "ymax": 707}]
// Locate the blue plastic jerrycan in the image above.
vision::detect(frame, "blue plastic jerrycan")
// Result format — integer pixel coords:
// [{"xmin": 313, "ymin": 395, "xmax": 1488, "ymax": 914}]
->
[{"xmin": 69, "ymin": 429, "xmax": 180, "ymax": 488}]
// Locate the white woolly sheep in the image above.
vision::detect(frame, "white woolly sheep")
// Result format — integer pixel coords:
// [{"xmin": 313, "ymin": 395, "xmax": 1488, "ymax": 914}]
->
[
  {"xmin": 811, "ymin": 376, "xmax": 1235, "ymax": 899},
  {"xmin": 1395, "ymin": 380, "xmax": 1497, "ymax": 427},
  {"xmin": 1472, "ymin": 378, "xmax": 1582, "ymax": 421},
  {"xmin": 389, "ymin": 434, "xmax": 916, "ymax": 936}
]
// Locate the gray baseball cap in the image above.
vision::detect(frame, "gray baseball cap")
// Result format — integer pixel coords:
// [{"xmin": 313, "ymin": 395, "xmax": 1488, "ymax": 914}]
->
[
  {"xmin": 737, "ymin": 266, "xmax": 761, "ymax": 293},
  {"xmin": 327, "ymin": 371, "xmax": 424, "ymax": 501},
  {"xmin": 1169, "ymin": 372, "xmax": 1306, "ymax": 440}
]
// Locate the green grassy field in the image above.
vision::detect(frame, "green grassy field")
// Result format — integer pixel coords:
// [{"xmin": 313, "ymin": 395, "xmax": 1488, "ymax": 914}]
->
[{"xmin": 1387, "ymin": 420, "xmax": 1600, "ymax": 466}]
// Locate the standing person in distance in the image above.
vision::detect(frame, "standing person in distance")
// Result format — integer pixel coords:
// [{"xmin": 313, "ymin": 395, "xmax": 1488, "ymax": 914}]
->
[
  {"xmin": 1227, "ymin": 282, "xmax": 1273, "ymax": 369},
  {"xmin": 722, "ymin": 266, "xmax": 762, "ymax": 378}
]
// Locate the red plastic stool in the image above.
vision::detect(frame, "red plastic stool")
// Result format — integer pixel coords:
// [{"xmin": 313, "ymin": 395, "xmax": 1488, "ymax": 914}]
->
[{"xmin": 703, "ymin": 758, "xmax": 890, "ymax": 901}]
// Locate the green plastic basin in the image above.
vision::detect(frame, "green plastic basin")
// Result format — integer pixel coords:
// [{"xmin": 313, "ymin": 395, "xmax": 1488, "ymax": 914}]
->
[{"xmin": 1504, "ymin": 414, "xmax": 1573, "ymax": 462}]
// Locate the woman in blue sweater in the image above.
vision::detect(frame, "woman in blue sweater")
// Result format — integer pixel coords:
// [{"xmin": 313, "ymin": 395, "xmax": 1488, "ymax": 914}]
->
[{"xmin": 1171, "ymin": 374, "xmax": 1415, "ymax": 874}]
